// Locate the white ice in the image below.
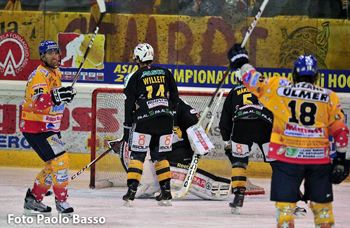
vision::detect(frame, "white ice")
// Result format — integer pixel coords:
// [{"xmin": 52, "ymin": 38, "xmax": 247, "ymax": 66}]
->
[{"xmin": 0, "ymin": 167, "xmax": 349, "ymax": 228}]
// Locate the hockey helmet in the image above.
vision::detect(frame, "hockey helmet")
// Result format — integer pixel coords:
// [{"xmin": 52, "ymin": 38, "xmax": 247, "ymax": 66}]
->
[
  {"xmin": 133, "ymin": 43, "xmax": 154, "ymax": 62},
  {"xmin": 292, "ymin": 55, "xmax": 318, "ymax": 83},
  {"xmin": 38, "ymin": 40, "xmax": 61, "ymax": 56}
]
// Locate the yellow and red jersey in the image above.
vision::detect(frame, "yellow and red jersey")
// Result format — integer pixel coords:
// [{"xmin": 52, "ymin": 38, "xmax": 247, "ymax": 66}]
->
[
  {"xmin": 240, "ymin": 65, "xmax": 347, "ymax": 164},
  {"xmin": 20, "ymin": 64, "xmax": 65, "ymax": 133}
]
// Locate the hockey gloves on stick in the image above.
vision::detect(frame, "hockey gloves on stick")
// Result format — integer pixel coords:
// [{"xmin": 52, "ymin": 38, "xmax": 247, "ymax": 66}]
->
[
  {"xmin": 51, "ymin": 86, "xmax": 77, "ymax": 105},
  {"xmin": 227, "ymin": 43, "xmax": 249, "ymax": 70},
  {"xmin": 331, "ymin": 152, "xmax": 349, "ymax": 184}
]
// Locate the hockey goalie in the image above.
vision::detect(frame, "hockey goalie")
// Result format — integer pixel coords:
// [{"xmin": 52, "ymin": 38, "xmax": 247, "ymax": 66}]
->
[{"xmin": 109, "ymin": 98, "xmax": 231, "ymax": 200}]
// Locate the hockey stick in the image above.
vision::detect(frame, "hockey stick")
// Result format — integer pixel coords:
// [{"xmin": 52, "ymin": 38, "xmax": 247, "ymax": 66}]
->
[
  {"xmin": 71, "ymin": 0, "xmax": 106, "ymax": 87},
  {"xmin": 172, "ymin": 154, "xmax": 200, "ymax": 198},
  {"xmin": 172, "ymin": 1, "xmax": 270, "ymax": 199},
  {"xmin": 45, "ymin": 139, "xmax": 123, "ymax": 196},
  {"xmin": 205, "ymin": 89, "xmax": 224, "ymax": 134},
  {"xmin": 70, "ymin": 139, "xmax": 123, "ymax": 181},
  {"xmin": 241, "ymin": 0, "xmax": 269, "ymax": 48}
]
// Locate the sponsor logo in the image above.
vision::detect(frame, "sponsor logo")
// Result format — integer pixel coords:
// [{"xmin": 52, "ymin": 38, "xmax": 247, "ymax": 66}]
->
[
  {"xmin": 284, "ymin": 123, "xmax": 324, "ymax": 138},
  {"xmin": 243, "ymin": 71, "xmax": 252, "ymax": 84},
  {"xmin": 239, "ymin": 104, "xmax": 263, "ymax": 110},
  {"xmin": 249, "ymin": 73, "xmax": 260, "ymax": 87},
  {"xmin": 278, "ymin": 78, "xmax": 292, "ymax": 86},
  {"xmin": 277, "ymin": 146, "xmax": 286, "ymax": 155},
  {"xmin": 44, "ymin": 115, "xmax": 62, "ymax": 122},
  {"xmin": 47, "ymin": 135, "xmax": 64, "ymax": 147},
  {"xmin": 46, "ymin": 123, "xmax": 60, "ymax": 130},
  {"xmin": 0, "ymin": 32, "xmax": 30, "ymax": 77},
  {"xmin": 206, "ymin": 182, "xmax": 212, "ymax": 190},
  {"xmin": 58, "ymin": 33, "xmax": 105, "ymax": 69},
  {"xmin": 194, "ymin": 130, "xmax": 209, "ymax": 150},
  {"xmin": 285, "ymin": 147, "xmax": 326, "ymax": 159},
  {"xmin": 146, "ymin": 98, "xmax": 169, "ymax": 109}
]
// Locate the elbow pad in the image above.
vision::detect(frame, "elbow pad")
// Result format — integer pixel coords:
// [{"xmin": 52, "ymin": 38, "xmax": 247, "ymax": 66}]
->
[{"xmin": 329, "ymin": 120, "xmax": 349, "ymax": 152}]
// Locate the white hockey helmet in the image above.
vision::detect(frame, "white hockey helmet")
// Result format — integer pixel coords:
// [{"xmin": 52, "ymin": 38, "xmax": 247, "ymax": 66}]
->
[{"xmin": 133, "ymin": 43, "xmax": 154, "ymax": 62}]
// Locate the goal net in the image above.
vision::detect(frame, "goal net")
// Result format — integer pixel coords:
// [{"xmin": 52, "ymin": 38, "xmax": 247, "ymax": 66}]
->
[{"xmin": 90, "ymin": 88, "xmax": 265, "ymax": 195}]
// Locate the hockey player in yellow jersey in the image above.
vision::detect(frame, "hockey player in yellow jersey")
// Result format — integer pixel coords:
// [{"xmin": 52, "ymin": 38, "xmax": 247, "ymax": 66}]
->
[
  {"xmin": 227, "ymin": 44, "xmax": 349, "ymax": 228},
  {"xmin": 20, "ymin": 40, "xmax": 76, "ymax": 216}
]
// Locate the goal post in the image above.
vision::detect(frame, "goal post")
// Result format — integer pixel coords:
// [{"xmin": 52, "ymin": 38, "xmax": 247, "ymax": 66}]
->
[{"xmin": 89, "ymin": 88, "xmax": 265, "ymax": 194}]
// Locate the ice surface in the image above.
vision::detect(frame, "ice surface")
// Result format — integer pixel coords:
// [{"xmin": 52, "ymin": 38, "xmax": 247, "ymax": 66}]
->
[{"xmin": 0, "ymin": 167, "xmax": 349, "ymax": 228}]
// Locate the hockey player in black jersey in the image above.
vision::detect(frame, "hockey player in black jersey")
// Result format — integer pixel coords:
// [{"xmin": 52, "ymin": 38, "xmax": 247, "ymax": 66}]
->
[
  {"xmin": 219, "ymin": 75, "xmax": 273, "ymax": 214},
  {"xmin": 134, "ymin": 98, "xmax": 231, "ymax": 200},
  {"xmin": 122, "ymin": 43, "xmax": 179, "ymax": 206}
]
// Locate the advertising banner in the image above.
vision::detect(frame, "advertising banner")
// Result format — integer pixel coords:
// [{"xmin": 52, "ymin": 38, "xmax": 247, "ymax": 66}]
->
[{"xmin": 0, "ymin": 11, "xmax": 350, "ymax": 91}]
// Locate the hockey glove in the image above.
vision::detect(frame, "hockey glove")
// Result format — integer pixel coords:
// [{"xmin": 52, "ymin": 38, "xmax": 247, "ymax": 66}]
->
[
  {"xmin": 331, "ymin": 152, "xmax": 349, "ymax": 184},
  {"xmin": 107, "ymin": 139, "xmax": 123, "ymax": 155},
  {"xmin": 51, "ymin": 86, "xmax": 77, "ymax": 105},
  {"xmin": 227, "ymin": 43, "xmax": 249, "ymax": 70}
]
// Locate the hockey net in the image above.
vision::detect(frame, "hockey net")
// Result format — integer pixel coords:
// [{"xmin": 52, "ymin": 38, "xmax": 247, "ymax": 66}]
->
[{"xmin": 90, "ymin": 88, "xmax": 265, "ymax": 195}]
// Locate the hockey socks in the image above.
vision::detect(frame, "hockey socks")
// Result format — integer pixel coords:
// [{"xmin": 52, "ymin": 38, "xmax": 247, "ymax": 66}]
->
[
  {"xmin": 310, "ymin": 201, "xmax": 334, "ymax": 228},
  {"xmin": 276, "ymin": 202, "xmax": 295, "ymax": 228}
]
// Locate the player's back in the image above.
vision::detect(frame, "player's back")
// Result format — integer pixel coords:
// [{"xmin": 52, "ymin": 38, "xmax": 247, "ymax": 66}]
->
[
  {"xmin": 264, "ymin": 78, "xmax": 339, "ymax": 164},
  {"xmin": 124, "ymin": 65, "xmax": 178, "ymax": 124}
]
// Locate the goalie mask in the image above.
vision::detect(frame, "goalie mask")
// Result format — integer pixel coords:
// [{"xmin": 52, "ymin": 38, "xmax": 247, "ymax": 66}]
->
[
  {"xmin": 292, "ymin": 55, "xmax": 318, "ymax": 84},
  {"xmin": 133, "ymin": 43, "xmax": 154, "ymax": 62}
]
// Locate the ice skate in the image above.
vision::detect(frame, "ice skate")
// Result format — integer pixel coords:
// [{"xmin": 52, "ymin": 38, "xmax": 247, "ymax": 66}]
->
[
  {"xmin": 123, "ymin": 182, "xmax": 138, "ymax": 206},
  {"xmin": 156, "ymin": 181, "xmax": 172, "ymax": 206},
  {"xmin": 55, "ymin": 199, "xmax": 74, "ymax": 217},
  {"xmin": 23, "ymin": 188, "xmax": 52, "ymax": 217},
  {"xmin": 229, "ymin": 187, "xmax": 246, "ymax": 214},
  {"xmin": 294, "ymin": 206, "xmax": 307, "ymax": 218}
]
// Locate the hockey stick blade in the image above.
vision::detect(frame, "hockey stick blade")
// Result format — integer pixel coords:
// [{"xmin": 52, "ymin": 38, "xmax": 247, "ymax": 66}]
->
[
  {"xmin": 171, "ymin": 154, "xmax": 200, "ymax": 199},
  {"xmin": 71, "ymin": 0, "xmax": 106, "ymax": 87},
  {"xmin": 96, "ymin": 0, "xmax": 106, "ymax": 13},
  {"xmin": 70, "ymin": 139, "xmax": 123, "ymax": 181}
]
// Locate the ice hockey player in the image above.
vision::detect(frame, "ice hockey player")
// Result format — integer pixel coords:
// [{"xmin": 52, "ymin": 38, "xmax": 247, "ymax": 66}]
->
[
  {"xmin": 20, "ymin": 40, "xmax": 76, "ymax": 216},
  {"xmin": 228, "ymin": 43, "xmax": 349, "ymax": 228},
  {"xmin": 134, "ymin": 98, "xmax": 231, "ymax": 200},
  {"xmin": 122, "ymin": 43, "xmax": 179, "ymax": 206},
  {"xmin": 219, "ymin": 65, "xmax": 274, "ymax": 214}
]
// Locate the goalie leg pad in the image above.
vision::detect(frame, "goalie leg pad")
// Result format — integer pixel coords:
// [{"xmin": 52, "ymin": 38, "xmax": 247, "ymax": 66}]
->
[
  {"xmin": 276, "ymin": 202, "xmax": 296, "ymax": 228},
  {"xmin": 154, "ymin": 159, "xmax": 171, "ymax": 184},
  {"xmin": 310, "ymin": 201, "xmax": 334, "ymax": 227},
  {"xmin": 170, "ymin": 166, "xmax": 230, "ymax": 200}
]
